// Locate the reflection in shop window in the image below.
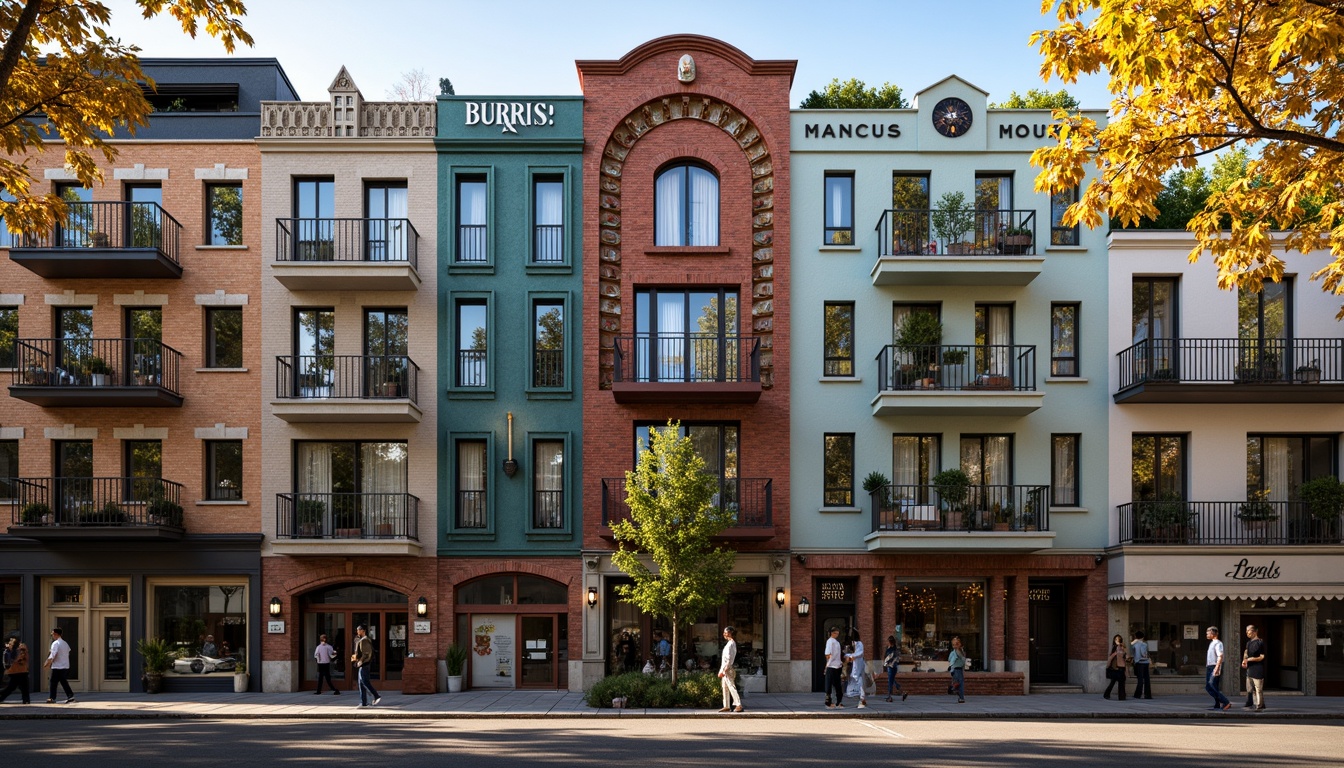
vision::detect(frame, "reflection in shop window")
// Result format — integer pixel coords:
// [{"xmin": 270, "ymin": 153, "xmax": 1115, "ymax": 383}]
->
[
  {"xmin": 892, "ymin": 582, "xmax": 984, "ymax": 671},
  {"xmin": 152, "ymin": 584, "xmax": 248, "ymax": 675},
  {"xmin": 1319, "ymin": 600, "xmax": 1344, "ymax": 692},
  {"xmin": 1128, "ymin": 598, "xmax": 1220, "ymax": 676},
  {"xmin": 605, "ymin": 578, "xmax": 767, "ymax": 677}
]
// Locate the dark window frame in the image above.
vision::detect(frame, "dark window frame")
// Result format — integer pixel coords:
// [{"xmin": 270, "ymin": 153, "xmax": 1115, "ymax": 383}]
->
[
  {"xmin": 653, "ymin": 159, "xmax": 720, "ymax": 247},
  {"xmin": 0, "ymin": 305, "xmax": 18, "ymax": 369},
  {"xmin": 454, "ymin": 297, "xmax": 489, "ymax": 389},
  {"xmin": 204, "ymin": 440, "xmax": 243, "ymax": 501},
  {"xmin": 1131, "ymin": 433, "xmax": 1187, "ymax": 502},
  {"xmin": 454, "ymin": 437, "xmax": 489, "ymax": 530},
  {"xmin": 455, "ymin": 174, "xmax": 489, "ymax": 264},
  {"xmin": 959, "ymin": 434, "xmax": 1015, "ymax": 486},
  {"xmin": 823, "ymin": 433, "xmax": 855, "ymax": 507},
  {"xmin": 823, "ymin": 172, "xmax": 854, "ymax": 245},
  {"xmin": 1050, "ymin": 302, "xmax": 1080, "ymax": 377},
  {"xmin": 1051, "ymin": 434, "xmax": 1080, "ymax": 507},
  {"xmin": 204, "ymin": 182, "xmax": 243, "ymax": 246},
  {"xmin": 823, "ymin": 302, "xmax": 855, "ymax": 377},
  {"xmin": 204, "ymin": 307, "xmax": 242, "ymax": 369},
  {"xmin": 1050, "ymin": 185, "xmax": 1080, "ymax": 246},
  {"xmin": 531, "ymin": 173, "xmax": 566, "ymax": 264},
  {"xmin": 0, "ymin": 439, "xmax": 18, "ymax": 500},
  {"xmin": 531, "ymin": 437, "xmax": 566, "ymax": 530},
  {"xmin": 531, "ymin": 298, "xmax": 565, "ymax": 389}
]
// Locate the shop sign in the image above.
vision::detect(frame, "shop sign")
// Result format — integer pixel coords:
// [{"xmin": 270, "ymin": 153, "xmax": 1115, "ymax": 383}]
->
[
  {"xmin": 1028, "ymin": 588, "xmax": 1052, "ymax": 602},
  {"xmin": 464, "ymin": 102, "xmax": 557, "ymax": 134},
  {"xmin": 413, "ymin": 621, "xmax": 431, "ymax": 634},
  {"xmin": 267, "ymin": 620, "xmax": 285, "ymax": 634},
  {"xmin": 818, "ymin": 581, "xmax": 849, "ymax": 602},
  {"xmin": 998, "ymin": 124, "xmax": 1054, "ymax": 139},
  {"xmin": 1224, "ymin": 558, "xmax": 1280, "ymax": 580},
  {"xmin": 803, "ymin": 123, "xmax": 901, "ymax": 140}
]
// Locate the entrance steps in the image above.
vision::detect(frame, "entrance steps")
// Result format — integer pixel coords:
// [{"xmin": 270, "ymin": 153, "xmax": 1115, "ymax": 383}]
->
[{"xmin": 1030, "ymin": 684, "xmax": 1085, "ymax": 694}]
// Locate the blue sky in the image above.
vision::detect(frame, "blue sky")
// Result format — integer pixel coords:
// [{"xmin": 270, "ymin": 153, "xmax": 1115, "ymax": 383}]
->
[{"xmin": 104, "ymin": 0, "xmax": 1111, "ymax": 108}]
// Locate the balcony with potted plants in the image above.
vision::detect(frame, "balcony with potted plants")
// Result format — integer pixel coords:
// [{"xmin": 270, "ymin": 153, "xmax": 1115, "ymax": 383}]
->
[
  {"xmin": 871, "ymin": 193, "xmax": 1043, "ymax": 286},
  {"xmin": 863, "ymin": 470, "xmax": 1054, "ymax": 552},
  {"xmin": 271, "ymin": 354, "xmax": 421, "ymax": 422},
  {"xmin": 1115, "ymin": 338, "xmax": 1344, "ymax": 403},
  {"xmin": 272, "ymin": 491, "xmax": 421, "ymax": 555},
  {"xmin": 8, "ymin": 201, "xmax": 184, "ymax": 279},
  {"xmin": 6, "ymin": 477, "xmax": 185, "ymax": 539},
  {"xmin": 610, "ymin": 334, "xmax": 762, "ymax": 404},
  {"xmin": 1117, "ymin": 490, "xmax": 1343, "ymax": 545},
  {"xmin": 8, "ymin": 337, "xmax": 183, "ymax": 407},
  {"xmin": 271, "ymin": 217, "xmax": 421, "ymax": 290}
]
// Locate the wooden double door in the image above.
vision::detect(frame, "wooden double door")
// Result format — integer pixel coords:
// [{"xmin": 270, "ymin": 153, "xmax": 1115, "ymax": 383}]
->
[{"xmin": 302, "ymin": 608, "xmax": 408, "ymax": 691}]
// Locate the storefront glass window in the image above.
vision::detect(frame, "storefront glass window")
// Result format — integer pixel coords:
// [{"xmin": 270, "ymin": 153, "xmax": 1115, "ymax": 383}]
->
[
  {"xmin": 1318, "ymin": 599, "xmax": 1344, "ymax": 692},
  {"xmin": 152, "ymin": 584, "xmax": 247, "ymax": 675},
  {"xmin": 1129, "ymin": 598, "xmax": 1220, "ymax": 676},
  {"xmin": 604, "ymin": 578, "xmax": 766, "ymax": 677},
  {"xmin": 892, "ymin": 582, "xmax": 984, "ymax": 670}
]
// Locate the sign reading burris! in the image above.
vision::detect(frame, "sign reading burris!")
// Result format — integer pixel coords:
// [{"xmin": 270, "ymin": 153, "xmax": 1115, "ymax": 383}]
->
[{"xmin": 464, "ymin": 101, "xmax": 557, "ymax": 133}]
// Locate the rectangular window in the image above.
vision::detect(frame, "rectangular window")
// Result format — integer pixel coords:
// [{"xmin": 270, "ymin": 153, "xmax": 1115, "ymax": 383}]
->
[
  {"xmin": 1132, "ymin": 434, "xmax": 1185, "ymax": 501},
  {"xmin": 532, "ymin": 300, "xmax": 564, "ymax": 388},
  {"xmin": 533, "ymin": 176, "xmax": 564, "ymax": 263},
  {"xmin": 55, "ymin": 184, "xmax": 92, "ymax": 248},
  {"xmin": 456, "ymin": 299, "xmax": 487, "ymax": 387},
  {"xmin": 1129, "ymin": 598, "xmax": 1221, "ymax": 679},
  {"xmin": 823, "ymin": 173, "xmax": 854, "ymax": 245},
  {"xmin": 892, "ymin": 581, "xmax": 984, "ymax": 669},
  {"xmin": 1050, "ymin": 303, "xmax": 1079, "ymax": 377},
  {"xmin": 457, "ymin": 176, "xmax": 487, "ymax": 263},
  {"xmin": 892, "ymin": 434, "xmax": 940, "ymax": 504},
  {"xmin": 456, "ymin": 440, "xmax": 487, "ymax": 528},
  {"xmin": 206, "ymin": 440, "xmax": 242, "ymax": 501},
  {"xmin": 533, "ymin": 440, "xmax": 564, "ymax": 528},
  {"xmin": 152, "ymin": 583, "xmax": 248, "ymax": 675},
  {"xmin": 890, "ymin": 174, "xmax": 930, "ymax": 254},
  {"xmin": 634, "ymin": 422, "xmax": 746, "ymax": 520},
  {"xmin": 1050, "ymin": 185, "xmax": 1079, "ymax": 246},
  {"xmin": 960, "ymin": 435, "xmax": 1012, "ymax": 486},
  {"xmin": 292, "ymin": 178, "xmax": 334, "ymax": 260},
  {"xmin": 206, "ymin": 307, "xmax": 243, "ymax": 368},
  {"xmin": 974, "ymin": 173, "xmax": 1013, "ymax": 245},
  {"xmin": 634, "ymin": 288, "xmax": 739, "ymax": 383},
  {"xmin": 1246, "ymin": 435, "xmax": 1335, "ymax": 500},
  {"xmin": 124, "ymin": 439, "xmax": 162, "ymax": 502},
  {"xmin": 365, "ymin": 182, "xmax": 409, "ymax": 262},
  {"xmin": 823, "ymin": 433, "xmax": 854, "ymax": 506},
  {"xmin": 0, "ymin": 190, "xmax": 14, "ymax": 247},
  {"xmin": 0, "ymin": 306, "xmax": 17, "ymax": 369},
  {"xmin": 205, "ymin": 183, "xmax": 243, "ymax": 245},
  {"xmin": 125, "ymin": 184, "xmax": 164, "ymax": 249},
  {"xmin": 1051, "ymin": 434, "xmax": 1079, "ymax": 506},
  {"xmin": 295, "ymin": 441, "xmax": 408, "ymax": 535},
  {"xmin": 823, "ymin": 302, "xmax": 854, "ymax": 377},
  {"xmin": 292, "ymin": 308, "xmax": 335, "ymax": 396},
  {"xmin": 0, "ymin": 440, "xmax": 16, "ymax": 500},
  {"xmin": 975, "ymin": 304, "xmax": 1014, "ymax": 380}
]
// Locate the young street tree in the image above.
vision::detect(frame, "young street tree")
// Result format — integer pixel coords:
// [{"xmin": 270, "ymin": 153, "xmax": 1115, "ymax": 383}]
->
[
  {"xmin": 1029, "ymin": 0, "xmax": 1344, "ymax": 315},
  {"xmin": 610, "ymin": 422, "xmax": 738, "ymax": 685},
  {"xmin": 0, "ymin": 0, "xmax": 252, "ymax": 239},
  {"xmin": 799, "ymin": 77, "xmax": 908, "ymax": 109}
]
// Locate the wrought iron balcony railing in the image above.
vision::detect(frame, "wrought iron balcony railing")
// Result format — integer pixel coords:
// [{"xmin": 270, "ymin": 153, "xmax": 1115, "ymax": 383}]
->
[
  {"xmin": 274, "ymin": 218, "xmax": 419, "ymax": 269},
  {"xmin": 274, "ymin": 355, "xmax": 419, "ymax": 403},
  {"xmin": 455, "ymin": 489, "xmax": 486, "ymax": 529},
  {"xmin": 876, "ymin": 344, "xmax": 1036, "ymax": 392},
  {"xmin": 457, "ymin": 224, "xmax": 487, "ymax": 263},
  {"xmin": 276, "ymin": 492, "xmax": 419, "ymax": 540},
  {"xmin": 533, "ymin": 349, "xmax": 565, "ymax": 388},
  {"xmin": 534, "ymin": 224, "xmax": 564, "ymax": 263},
  {"xmin": 11, "ymin": 337, "xmax": 182, "ymax": 394},
  {"xmin": 874, "ymin": 209, "xmax": 1037, "ymax": 257},
  {"xmin": 8, "ymin": 477, "xmax": 185, "ymax": 528},
  {"xmin": 612, "ymin": 334, "xmax": 761, "ymax": 384},
  {"xmin": 601, "ymin": 477, "xmax": 773, "ymax": 528},
  {"xmin": 1117, "ymin": 338, "xmax": 1344, "ymax": 390},
  {"xmin": 870, "ymin": 483, "xmax": 1050, "ymax": 532},
  {"xmin": 1118, "ymin": 500, "xmax": 1341, "ymax": 545},
  {"xmin": 13, "ymin": 201, "xmax": 182, "ymax": 264}
]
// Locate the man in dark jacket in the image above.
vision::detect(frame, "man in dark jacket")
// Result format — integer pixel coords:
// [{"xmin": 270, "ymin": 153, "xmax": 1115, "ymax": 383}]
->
[
  {"xmin": 1242, "ymin": 625, "xmax": 1267, "ymax": 711},
  {"xmin": 351, "ymin": 624, "xmax": 380, "ymax": 707}
]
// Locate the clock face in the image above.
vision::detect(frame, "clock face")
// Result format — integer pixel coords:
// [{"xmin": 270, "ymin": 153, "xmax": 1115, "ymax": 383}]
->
[{"xmin": 932, "ymin": 97, "xmax": 973, "ymax": 138}]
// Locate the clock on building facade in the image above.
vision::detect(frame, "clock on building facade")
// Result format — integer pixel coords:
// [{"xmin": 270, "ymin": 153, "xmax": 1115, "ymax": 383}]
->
[{"xmin": 931, "ymin": 97, "xmax": 972, "ymax": 137}]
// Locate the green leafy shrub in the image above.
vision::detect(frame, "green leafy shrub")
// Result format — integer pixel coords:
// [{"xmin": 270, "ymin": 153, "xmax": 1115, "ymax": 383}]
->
[{"xmin": 583, "ymin": 671, "xmax": 723, "ymax": 709}]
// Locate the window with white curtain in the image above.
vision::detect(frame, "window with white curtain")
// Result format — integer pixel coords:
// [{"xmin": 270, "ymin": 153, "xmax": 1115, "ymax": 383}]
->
[
  {"xmin": 533, "ymin": 177, "xmax": 564, "ymax": 263},
  {"xmin": 655, "ymin": 161, "xmax": 718, "ymax": 246},
  {"xmin": 457, "ymin": 176, "xmax": 487, "ymax": 263},
  {"xmin": 1246, "ymin": 435, "xmax": 1335, "ymax": 500},
  {"xmin": 824, "ymin": 173, "xmax": 854, "ymax": 244},
  {"xmin": 295, "ymin": 441, "xmax": 407, "ymax": 534},
  {"xmin": 456, "ymin": 440, "xmax": 487, "ymax": 528},
  {"xmin": 365, "ymin": 183, "xmax": 408, "ymax": 261},
  {"xmin": 634, "ymin": 288, "xmax": 738, "ymax": 383},
  {"xmin": 961, "ymin": 435, "xmax": 1011, "ymax": 486},
  {"xmin": 975, "ymin": 304, "xmax": 1014, "ymax": 379},
  {"xmin": 1051, "ymin": 434, "xmax": 1079, "ymax": 506},
  {"xmin": 892, "ymin": 434, "xmax": 940, "ymax": 504},
  {"xmin": 974, "ymin": 173, "xmax": 1012, "ymax": 244},
  {"xmin": 533, "ymin": 440, "xmax": 564, "ymax": 528}
]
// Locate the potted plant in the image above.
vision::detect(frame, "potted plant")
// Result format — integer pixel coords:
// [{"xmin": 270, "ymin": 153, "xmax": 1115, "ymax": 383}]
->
[
  {"xmin": 296, "ymin": 498, "xmax": 325, "ymax": 537},
  {"xmin": 1296, "ymin": 359, "xmax": 1321, "ymax": 384},
  {"xmin": 233, "ymin": 656, "xmax": 249, "ymax": 693},
  {"xmin": 1299, "ymin": 475, "xmax": 1344, "ymax": 540},
  {"xmin": 82, "ymin": 500, "xmax": 126, "ymax": 525},
  {"xmin": 333, "ymin": 499, "xmax": 363, "ymax": 538},
  {"xmin": 1136, "ymin": 493, "xmax": 1192, "ymax": 542},
  {"xmin": 137, "ymin": 637, "xmax": 173, "ymax": 694},
  {"xmin": 992, "ymin": 502, "xmax": 1014, "ymax": 531},
  {"xmin": 86, "ymin": 356, "xmax": 114, "ymax": 386},
  {"xmin": 24, "ymin": 363, "xmax": 48, "ymax": 385},
  {"xmin": 1023, "ymin": 488, "xmax": 1045, "ymax": 531},
  {"xmin": 895, "ymin": 311, "xmax": 943, "ymax": 385},
  {"xmin": 930, "ymin": 191, "xmax": 975, "ymax": 254},
  {"xmin": 933, "ymin": 468, "xmax": 971, "ymax": 530},
  {"xmin": 20, "ymin": 502, "xmax": 53, "ymax": 526},
  {"xmin": 446, "ymin": 642, "xmax": 468, "ymax": 693},
  {"xmin": 1237, "ymin": 489, "xmax": 1279, "ymax": 539},
  {"xmin": 862, "ymin": 471, "xmax": 897, "ymax": 527},
  {"xmin": 1001, "ymin": 225, "xmax": 1033, "ymax": 254},
  {"xmin": 940, "ymin": 347, "xmax": 968, "ymax": 388},
  {"xmin": 146, "ymin": 483, "xmax": 183, "ymax": 527}
]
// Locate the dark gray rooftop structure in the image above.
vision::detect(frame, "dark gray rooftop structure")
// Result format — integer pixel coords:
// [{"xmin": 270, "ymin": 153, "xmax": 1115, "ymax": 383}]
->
[{"xmin": 113, "ymin": 58, "xmax": 300, "ymax": 140}]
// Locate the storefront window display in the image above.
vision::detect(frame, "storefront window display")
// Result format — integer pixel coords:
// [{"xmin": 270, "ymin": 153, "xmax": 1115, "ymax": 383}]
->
[
  {"xmin": 605, "ymin": 578, "xmax": 767, "ymax": 677},
  {"xmin": 151, "ymin": 583, "xmax": 248, "ymax": 675},
  {"xmin": 892, "ymin": 582, "xmax": 984, "ymax": 671},
  {"xmin": 1128, "ymin": 599, "xmax": 1220, "ymax": 677},
  {"xmin": 1318, "ymin": 599, "xmax": 1344, "ymax": 695}
]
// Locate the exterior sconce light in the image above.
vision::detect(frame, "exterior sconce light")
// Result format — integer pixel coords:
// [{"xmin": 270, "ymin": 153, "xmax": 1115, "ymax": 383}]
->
[
  {"xmin": 416, "ymin": 596, "xmax": 429, "ymax": 618},
  {"xmin": 775, "ymin": 587, "xmax": 786, "ymax": 608},
  {"xmin": 587, "ymin": 586, "xmax": 598, "ymax": 609},
  {"xmin": 797, "ymin": 597, "xmax": 810, "ymax": 617},
  {"xmin": 269, "ymin": 597, "xmax": 282, "ymax": 617},
  {"xmin": 502, "ymin": 411, "xmax": 519, "ymax": 477}
]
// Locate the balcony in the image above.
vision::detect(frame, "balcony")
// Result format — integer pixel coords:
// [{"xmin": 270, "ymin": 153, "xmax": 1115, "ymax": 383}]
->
[
  {"xmin": 8, "ymin": 201, "xmax": 183, "ymax": 279},
  {"xmin": 272, "ymin": 355, "xmax": 421, "ymax": 422},
  {"xmin": 272, "ymin": 218, "xmax": 420, "ymax": 290},
  {"xmin": 8, "ymin": 338, "xmax": 183, "ymax": 407},
  {"xmin": 611, "ymin": 335, "xmax": 762, "ymax": 404},
  {"xmin": 872, "ymin": 344, "xmax": 1042, "ymax": 416},
  {"xmin": 6, "ymin": 477, "xmax": 185, "ymax": 540},
  {"xmin": 1118, "ymin": 500, "xmax": 1342, "ymax": 545},
  {"xmin": 865, "ymin": 483, "xmax": 1056, "ymax": 553},
  {"xmin": 272, "ymin": 492, "xmax": 420, "ymax": 556},
  {"xmin": 871, "ymin": 209, "xmax": 1043, "ymax": 286},
  {"xmin": 600, "ymin": 477, "xmax": 774, "ymax": 541},
  {"xmin": 1115, "ymin": 338, "xmax": 1344, "ymax": 403}
]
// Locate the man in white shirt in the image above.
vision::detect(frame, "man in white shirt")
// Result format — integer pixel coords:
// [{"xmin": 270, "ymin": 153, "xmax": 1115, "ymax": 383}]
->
[
  {"xmin": 823, "ymin": 626, "xmax": 845, "ymax": 708},
  {"xmin": 313, "ymin": 634, "xmax": 339, "ymax": 695},
  {"xmin": 716, "ymin": 626, "xmax": 743, "ymax": 713},
  {"xmin": 43, "ymin": 627, "xmax": 74, "ymax": 704},
  {"xmin": 1204, "ymin": 626, "xmax": 1231, "ymax": 711}
]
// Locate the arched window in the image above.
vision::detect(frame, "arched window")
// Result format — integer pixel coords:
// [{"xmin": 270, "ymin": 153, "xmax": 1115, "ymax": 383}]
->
[{"xmin": 654, "ymin": 161, "xmax": 719, "ymax": 246}]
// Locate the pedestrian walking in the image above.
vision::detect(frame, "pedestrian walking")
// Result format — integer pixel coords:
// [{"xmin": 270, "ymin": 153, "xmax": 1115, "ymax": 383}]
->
[
  {"xmin": 1205, "ymin": 626, "xmax": 1231, "ymax": 711},
  {"xmin": 717, "ymin": 626, "xmax": 743, "ymax": 713},
  {"xmin": 1242, "ymin": 624, "xmax": 1267, "ymax": 711},
  {"xmin": 351, "ymin": 624, "xmax": 380, "ymax": 707},
  {"xmin": 1104, "ymin": 634, "xmax": 1128, "ymax": 700},
  {"xmin": 1131, "ymin": 630, "xmax": 1153, "ymax": 699},
  {"xmin": 313, "ymin": 634, "xmax": 339, "ymax": 695},
  {"xmin": 0, "ymin": 637, "xmax": 31, "ymax": 704},
  {"xmin": 947, "ymin": 635, "xmax": 966, "ymax": 703},
  {"xmin": 844, "ymin": 629, "xmax": 869, "ymax": 708},
  {"xmin": 883, "ymin": 635, "xmax": 907, "ymax": 702},
  {"xmin": 43, "ymin": 627, "xmax": 74, "ymax": 704},
  {"xmin": 823, "ymin": 626, "xmax": 844, "ymax": 708}
]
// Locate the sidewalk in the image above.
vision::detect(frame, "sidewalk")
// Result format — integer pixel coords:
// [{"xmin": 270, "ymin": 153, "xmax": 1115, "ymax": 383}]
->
[{"xmin": 1, "ymin": 690, "xmax": 1340, "ymax": 720}]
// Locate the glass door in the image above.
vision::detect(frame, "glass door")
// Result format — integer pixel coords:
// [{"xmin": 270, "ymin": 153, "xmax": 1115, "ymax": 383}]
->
[
  {"xmin": 294, "ymin": 179, "xmax": 335, "ymax": 260},
  {"xmin": 125, "ymin": 307, "xmax": 162, "ymax": 388},
  {"xmin": 293, "ymin": 309, "xmax": 334, "ymax": 397},
  {"xmin": 125, "ymin": 184, "xmax": 163, "ymax": 249},
  {"xmin": 97, "ymin": 613, "xmax": 129, "ymax": 692},
  {"xmin": 351, "ymin": 612, "xmax": 382, "ymax": 685},
  {"xmin": 51, "ymin": 614, "xmax": 82, "ymax": 691},
  {"xmin": 365, "ymin": 184, "xmax": 408, "ymax": 261},
  {"xmin": 520, "ymin": 615, "xmax": 556, "ymax": 687},
  {"xmin": 55, "ymin": 307, "xmax": 93, "ymax": 387},
  {"xmin": 364, "ymin": 309, "xmax": 408, "ymax": 397},
  {"xmin": 55, "ymin": 440, "xmax": 93, "ymax": 524},
  {"xmin": 304, "ymin": 611, "xmax": 349, "ymax": 690}
]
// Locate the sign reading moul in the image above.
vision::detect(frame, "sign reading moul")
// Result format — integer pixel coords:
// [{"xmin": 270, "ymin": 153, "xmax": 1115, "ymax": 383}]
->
[{"xmin": 464, "ymin": 101, "xmax": 557, "ymax": 133}]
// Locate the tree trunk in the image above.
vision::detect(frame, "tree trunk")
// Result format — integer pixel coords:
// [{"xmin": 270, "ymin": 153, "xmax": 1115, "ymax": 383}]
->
[{"xmin": 670, "ymin": 614, "xmax": 680, "ymax": 686}]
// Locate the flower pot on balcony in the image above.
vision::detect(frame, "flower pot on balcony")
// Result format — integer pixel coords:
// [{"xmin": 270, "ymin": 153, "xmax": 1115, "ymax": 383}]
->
[
  {"xmin": 1297, "ymin": 367, "xmax": 1321, "ymax": 384},
  {"xmin": 335, "ymin": 528, "xmax": 362, "ymax": 539}
]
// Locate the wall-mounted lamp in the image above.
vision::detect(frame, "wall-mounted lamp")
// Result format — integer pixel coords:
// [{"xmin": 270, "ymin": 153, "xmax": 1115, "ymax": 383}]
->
[
  {"xmin": 775, "ymin": 587, "xmax": 786, "ymax": 608},
  {"xmin": 794, "ymin": 553, "xmax": 807, "ymax": 566},
  {"xmin": 797, "ymin": 597, "xmax": 810, "ymax": 617},
  {"xmin": 416, "ymin": 596, "xmax": 429, "ymax": 618},
  {"xmin": 269, "ymin": 597, "xmax": 282, "ymax": 617},
  {"xmin": 502, "ymin": 411, "xmax": 519, "ymax": 477},
  {"xmin": 587, "ymin": 586, "xmax": 598, "ymax": 609}
]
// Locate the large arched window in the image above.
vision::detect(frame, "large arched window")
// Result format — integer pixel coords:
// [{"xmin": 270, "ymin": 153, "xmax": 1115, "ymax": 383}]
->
[{"xmin": 654, "ymin": 161, "xmax": 719, "ymax": 246}]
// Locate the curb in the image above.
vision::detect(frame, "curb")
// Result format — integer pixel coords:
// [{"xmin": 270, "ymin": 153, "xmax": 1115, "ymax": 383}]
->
[{"xmin": 1, "ymin": 710, "xmax": 1340, "ymax": 721}]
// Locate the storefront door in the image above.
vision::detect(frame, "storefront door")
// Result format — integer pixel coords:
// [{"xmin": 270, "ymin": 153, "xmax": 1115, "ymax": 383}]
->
[
  {"xmin": 1028, "ymin": 582, "xmax": 1068, "ymax": 683},
  {"xmin": 520, "ymin": 615, "xmax": 556, "ymax": 687},
  {"xmin": 300, "ymin": 583, "xmax": 408, "ymax": 691},
  {"xmin": 1242, "ymin": 613, "xmax": 1302, "ymax": 691},
  {"xmin": 811, "ymin": 578, "xmax": 855, "ymax": 692},
  {"xmin": 43, "ymin": 579, "xmax": 132, "ymax": 693}
]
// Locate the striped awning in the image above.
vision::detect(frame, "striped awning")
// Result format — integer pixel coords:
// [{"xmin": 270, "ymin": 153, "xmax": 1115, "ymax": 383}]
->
[{"xmin": 1108, "ymin": 585, "xmax": 1344, "ymax": 601}]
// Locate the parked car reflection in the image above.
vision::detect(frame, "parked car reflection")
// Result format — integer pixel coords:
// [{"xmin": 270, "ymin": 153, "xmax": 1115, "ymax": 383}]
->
[{"xmin": 172, "ymin": 654, "xmax": 238, "ymax": 674}]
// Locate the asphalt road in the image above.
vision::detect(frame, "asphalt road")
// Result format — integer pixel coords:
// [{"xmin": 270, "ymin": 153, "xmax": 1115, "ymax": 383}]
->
[{"xmin": 7, "ymin": 718, "xmax": 1342, "ymax": 767}]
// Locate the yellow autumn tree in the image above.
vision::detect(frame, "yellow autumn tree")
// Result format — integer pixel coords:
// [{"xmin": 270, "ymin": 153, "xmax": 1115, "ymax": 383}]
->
[
  {"xmin": 1028, "ymin": 0, "xmax": 1344, "ymax": 314},
  {"xmin": 0, "ymin": 0, "xmax": 252, "ymax": 237}
]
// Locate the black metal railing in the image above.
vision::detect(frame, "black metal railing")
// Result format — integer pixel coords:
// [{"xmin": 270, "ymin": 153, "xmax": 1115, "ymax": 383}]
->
[
  {"xmin": 533, "ymin": 490, "xmax": 564, "ymax": 529},
  {"xmin": 534, "ymin": 224, "xmax": 564, "ymax": 263},
  {"xmin": 456, "ymin": 490, "xmax": 487, "ymax": 529},
  {"xmin": 457, "ymin": 224, "xmax": 487, "ymax": 263},
  {"xmin": 870, "ymin": 483, "xmax": 1050, "ymax": 533},
  {"xmin": 275, "ymin": 492, "xmax": 418, "ymax": 540},
  {"xmin": 612, "ymin": 335, "xmax": 761, "ymax": 384},
  {"xmin": 274, "ymin": 355, "xmax": 419, "ymax": 404},
  {"xmin": 16, "ymin": 201, "xmax": 183, "ymax": 265},
  {"xmin": 601, "ymin": 477, "xmax": 772, "ymax": 528},
  {"xmin": 1118, "ymin": 500, "xmax": 1341, "ymax": 545},
  {"xmin": 11, "ymin": 337, "xmax": 182, "ymax": 394},
  {"xmin": 1117, "ymin": 338, "xmax": 1344, "ymax": 390},
  {"xmin": 874, "ymin": 209, "xmax": 1037, "ymax": 257},
  {"xmin": 274, "ymin": 218, "xmax": 419, "ymax": 269},
  {"xmin": 876, "ymin": 344, "xmax": 1036, "ymax": 392},
  {"xmin": 8, "ymin": 477, "xmax": 185, "ymax": 527},
  {"xmin": 533, "ymin": 348, "xmax": 564, "ymax": 388},
  {"xmin": 457, "ymin": 350, "xmax": 487, "ymax": 388}
]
